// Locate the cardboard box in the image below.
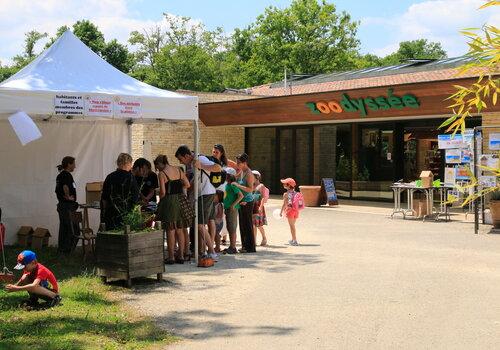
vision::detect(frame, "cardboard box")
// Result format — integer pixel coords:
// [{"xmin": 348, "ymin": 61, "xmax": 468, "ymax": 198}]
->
[
  {"xmin": 86, "ymin": 182, "xmax": 103, "ymax": 205},
  {"xmin": 17, "ymin": 226, "xmax": 33, "ymax": 247},
  {"xmin": 420, "ymin": 171, "xmax": 434, "ymax": 188},
  {"xmin": 31, "ymin": 227, "xmax": 51, "ymax": 250},
  {"xmin": 412, "ymin": 198, "xmax": 429, "ymax": 218}
]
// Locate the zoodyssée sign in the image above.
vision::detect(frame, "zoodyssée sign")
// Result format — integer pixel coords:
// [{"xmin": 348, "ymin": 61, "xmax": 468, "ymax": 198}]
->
[{"xmin": 305, "ymin": 88, "xmax": 420, "ymax": 117}]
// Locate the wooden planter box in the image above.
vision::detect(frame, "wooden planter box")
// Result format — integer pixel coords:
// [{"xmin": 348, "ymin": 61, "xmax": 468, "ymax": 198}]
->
[
  {"xmin": 96, "ymin": 230, "xmax": 164, "ymax": 287},
  {"xmin": 299, "ymin": 186, "xmax": 322, "ymax": 207}
]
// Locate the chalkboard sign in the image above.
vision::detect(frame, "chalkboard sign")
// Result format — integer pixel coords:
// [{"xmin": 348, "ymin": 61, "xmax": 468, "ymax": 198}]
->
[{"xmin": 321, "ymin": 178, "xmax": 338, "ymax": 206}]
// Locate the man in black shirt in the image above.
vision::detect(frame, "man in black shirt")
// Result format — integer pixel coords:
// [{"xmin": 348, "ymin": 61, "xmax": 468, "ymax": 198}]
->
[
  {"xmin": 101, "ymin": 153, "xmax": 140, "ymax": 230},
  {"xmin": 132, "ymin": 158, "xmax": 158, "ymax": 204}
]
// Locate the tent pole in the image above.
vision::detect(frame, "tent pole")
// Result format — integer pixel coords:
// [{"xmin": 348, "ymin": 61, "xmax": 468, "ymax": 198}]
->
[{"xmin": 194, "ymin": 119, "xmax": 199, "ymax": 263}]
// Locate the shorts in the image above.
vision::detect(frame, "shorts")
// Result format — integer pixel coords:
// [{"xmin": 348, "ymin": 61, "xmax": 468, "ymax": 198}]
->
[
  {"xmin": 27, "ymin": 279, "xmax": 57, "ymax": 302},
  {"xmin": 286, "ymin": 208, "xmax": 299, "ymax": 219},
  {"xmin": 215, "ymin": 221, "xmax": 224, "ymax": 235},
  {"xmin": 225, "ymin": 207, "xmax": 238, "ymax": 233},
  {"xmin": 197, "ymin": 194, "xmax": 214, "ymax": 225}
]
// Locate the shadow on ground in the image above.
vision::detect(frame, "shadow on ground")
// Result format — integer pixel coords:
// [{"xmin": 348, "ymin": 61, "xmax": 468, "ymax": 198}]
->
[{"xmin": 153, "ymin": 309, "xmax": 297, "ymax": 340}]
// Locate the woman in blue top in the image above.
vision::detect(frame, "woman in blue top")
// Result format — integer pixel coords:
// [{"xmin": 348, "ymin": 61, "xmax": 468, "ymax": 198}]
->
[{"xmin": 233, "ymin": 153, "xmax": 256, "ymax": 253}]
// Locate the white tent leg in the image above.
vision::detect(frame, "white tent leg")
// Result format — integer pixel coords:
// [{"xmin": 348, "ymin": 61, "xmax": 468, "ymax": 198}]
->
[{"xmin": 193, "ymin": 119, "xmax": 199, "ymax": 263}]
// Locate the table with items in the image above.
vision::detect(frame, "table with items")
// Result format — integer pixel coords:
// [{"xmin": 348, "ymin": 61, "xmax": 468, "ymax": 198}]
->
[{"xmin": 391, "ymin": 183, "xmax": 453, "ymax": 221}]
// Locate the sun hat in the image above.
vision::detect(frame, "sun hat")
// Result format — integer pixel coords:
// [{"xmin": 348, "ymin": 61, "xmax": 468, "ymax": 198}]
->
[
  {"xmin": 14, "ymin": 250, "xmax": 36, "ymax": 270},
  {"xmin": 280, "ymin": 178, "xmax": 296, "ymax": 187},
  {"xmin": 252, "ymin": 170, "xmax": 261, "ymax": 177}
]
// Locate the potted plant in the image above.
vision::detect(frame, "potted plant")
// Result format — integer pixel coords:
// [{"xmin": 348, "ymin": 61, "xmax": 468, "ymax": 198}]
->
[
  {"xmin": 489, "ymin": 191, "xmax": 500, "ymax": 229},
  {"xmin": 96, "ymin": 205, "xmax": 164, "ymax": 287}
]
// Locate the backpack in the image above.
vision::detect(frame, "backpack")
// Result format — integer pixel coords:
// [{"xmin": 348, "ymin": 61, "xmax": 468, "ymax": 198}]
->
[
  {"xmin": 201, "ymin": 155, "xmax": 227, "ymax": 187},
  {"xmin": 292, "ymin": 191, "xmax": 305, "ymax": 211}
]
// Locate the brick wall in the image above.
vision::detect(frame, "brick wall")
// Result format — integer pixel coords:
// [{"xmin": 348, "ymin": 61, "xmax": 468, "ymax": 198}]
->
[{"xmin": 131, "ymin": 91, "xmax": 259, "ymax": 165}]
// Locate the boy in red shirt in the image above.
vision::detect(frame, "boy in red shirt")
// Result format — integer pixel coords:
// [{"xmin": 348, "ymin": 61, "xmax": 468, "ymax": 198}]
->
[{"xmin": 5, "ymin": 250, "xmax": 61, "ymax": 308}]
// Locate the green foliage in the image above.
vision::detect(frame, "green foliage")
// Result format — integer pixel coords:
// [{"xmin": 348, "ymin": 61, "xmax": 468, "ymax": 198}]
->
[
  {"xmin": 12, "ymin": 30, "xmax": 48, "ymax": 67},
  {"xmin": 73, "ymin": 20, "xmax": 106, "ymax": 54},
  {"xmin": 0, "ymin": 246, "xmax": 176, "ymax": 349},
  {"xmin": 336, "ymin": 156, "xmax": 351, "ymax": 181},
  {"xmin": 382, "ymin": 39, "xmax": 447, "ymax": 65},
  {"xmin": 101, "ymin": 39, "xmax": 135, "ymax": 73},
  {"xmin": 491, "ymin": 190, "xmax": 500, "ymax": 201},
  {"xmin": 0, "ymin": 65, "xmax": 20, "ymax": 82},
  {"xmin": 231, "ymin": 0, "xmax": 360, "ymax": 86},
  {"xmin": 122, "ymin": 205, "xmax": 153, "ymax": 232}
]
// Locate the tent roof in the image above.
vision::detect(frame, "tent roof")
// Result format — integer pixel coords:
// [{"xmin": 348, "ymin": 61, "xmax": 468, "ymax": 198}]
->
[{"xmin": 0, "ymin": 31, "xmax": 197, "ymax": 120}]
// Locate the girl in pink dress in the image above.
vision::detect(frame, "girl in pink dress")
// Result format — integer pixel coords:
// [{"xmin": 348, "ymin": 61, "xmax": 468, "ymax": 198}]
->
[{"xmin": 280, "ymin": 178, "xmax": 299, "ymax": 246}]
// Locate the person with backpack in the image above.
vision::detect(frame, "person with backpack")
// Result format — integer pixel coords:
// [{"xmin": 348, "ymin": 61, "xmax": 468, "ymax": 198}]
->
[
  {"xmin": 175, "ymin": 145, "xmax": 221, "ymax": 261},
  {"xmin": 280, "ymin": 178, "xmax": 304, "ymax": 246},
  {"xmin": 252, "ymin": 170, "xmax": 269, "ymax": 246}
]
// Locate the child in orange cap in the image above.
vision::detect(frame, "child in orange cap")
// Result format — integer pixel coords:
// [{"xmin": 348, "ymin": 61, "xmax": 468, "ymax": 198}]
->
[{"xmin": 280, "ymin": 178, "xmax": 299, "ymax": 246}]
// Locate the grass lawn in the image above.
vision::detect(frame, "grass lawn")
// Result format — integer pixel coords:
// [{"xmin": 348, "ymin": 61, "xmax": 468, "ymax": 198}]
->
[{"xmin": 0, "ymin": 246, "xmax": 177, "ymax": 350}]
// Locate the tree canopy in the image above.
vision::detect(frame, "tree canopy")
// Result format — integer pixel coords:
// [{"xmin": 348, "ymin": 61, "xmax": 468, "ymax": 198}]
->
[{"xmin": 0, "ymin": 1, "xmax": 450, "ymax": 91}]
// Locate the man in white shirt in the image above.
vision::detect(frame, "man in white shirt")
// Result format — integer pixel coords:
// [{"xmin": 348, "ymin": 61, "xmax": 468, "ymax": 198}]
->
[{"xmin": 175, "ymin": 145, "xmax": 221, "ymax": 260}]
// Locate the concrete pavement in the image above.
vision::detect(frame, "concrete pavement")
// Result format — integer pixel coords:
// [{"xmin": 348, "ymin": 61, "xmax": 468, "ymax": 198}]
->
[{"xmin": 124, "ymin": 200, "xmax": 500, "ymax": 349}]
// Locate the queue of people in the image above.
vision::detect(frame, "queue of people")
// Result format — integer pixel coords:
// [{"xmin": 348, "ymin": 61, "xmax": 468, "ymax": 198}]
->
[{"xmin": 53, "ymin": 143, "xmax": 303, "ymax": 265}]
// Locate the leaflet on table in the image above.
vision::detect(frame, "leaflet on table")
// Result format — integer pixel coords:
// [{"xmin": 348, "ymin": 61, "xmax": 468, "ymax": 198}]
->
[
  {"xmin": 445, "ymin": 149, "xmax": 461, "ymax": 164},
  {"xmin": 489, "ymin": 133, "xmax": 500, "ymax": 151}
]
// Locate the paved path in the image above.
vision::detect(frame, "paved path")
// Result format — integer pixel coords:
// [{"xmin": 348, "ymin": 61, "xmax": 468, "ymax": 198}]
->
[{"xmin": 124, "ymin": 201, "xmax": 500, "ymax": 349}]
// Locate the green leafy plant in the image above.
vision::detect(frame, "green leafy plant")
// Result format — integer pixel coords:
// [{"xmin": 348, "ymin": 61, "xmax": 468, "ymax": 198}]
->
[
  {"xmin": 490, "ymin": 190, "xmax": 500, "ymax": 201},
  {"xmin": 122, "ymin": 205, "xmax": 152, "ymax": 232}
]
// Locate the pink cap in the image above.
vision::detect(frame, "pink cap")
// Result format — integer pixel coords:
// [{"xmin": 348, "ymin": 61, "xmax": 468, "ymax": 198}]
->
[{"xmin": 280, "ymin": 178, "xmax": 296, "ymax": 187}]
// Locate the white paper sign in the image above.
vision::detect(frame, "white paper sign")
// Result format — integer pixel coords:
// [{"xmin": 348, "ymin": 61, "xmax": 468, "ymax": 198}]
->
[
  {"xmin": 445, "ymin": 149, "xmax": 461, "ymax": 164},
  {"xmin": 8, "ymin": 111, "xmax": 42, "ymax": 145},
  {"xmin": 114, "ymin": 98, "xmax": 141, "ymax": 118},
  {"xmin": 54, "ymin": 94, "xmax": 84, "ymax": 115},
  {"xmin": 479, "ymin": 176, "xmax": 497, "ymax": 188},
  {"xmin": 444, "ymin": 167, "xmax": 456, "ymax": 186},
  {"xmin": 85, "ymin": 96, "xmax": 113, "ymax": 117},
  {"xmin": 489, "ymin": 133, "xmax": 500, "ymax": 151}
]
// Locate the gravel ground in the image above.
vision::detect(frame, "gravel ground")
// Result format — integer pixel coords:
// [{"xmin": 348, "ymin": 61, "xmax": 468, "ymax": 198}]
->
[{"xmin": 123, "ymin": 200, "xmax": 500, "ymax": 350}]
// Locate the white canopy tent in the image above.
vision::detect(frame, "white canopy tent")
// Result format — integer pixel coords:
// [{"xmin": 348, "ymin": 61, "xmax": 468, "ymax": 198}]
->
[{"xmin": 0, "ymin": 31, "xmax": 200, "ymax": 250}]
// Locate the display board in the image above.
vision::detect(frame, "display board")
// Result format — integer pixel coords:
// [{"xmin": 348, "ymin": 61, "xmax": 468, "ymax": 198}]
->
[{"xmin": 321, "ymin": 178, "xmax": 338, "ymax": 206}]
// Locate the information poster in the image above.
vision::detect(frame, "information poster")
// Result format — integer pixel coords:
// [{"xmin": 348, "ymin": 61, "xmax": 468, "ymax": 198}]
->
[
  {"xmin": 461, "ymin": 150, "xmax": 472, "ymax": 163},
  {"xmin": 456, "ymin": 166, "xmax": 470, "ymax": 180},
  {"xmin": 114, "ymin": 98, "xmax": 142, "ymax": 118},
  {"xmin": 444, "ymin": 167, "xmax": 456, "ymax": 186},
  {"xmin": 479, "ymin": 154, "xmax": 499, "ymax": 171},
  {"xmin": 438, "ymin": 131, "xmax": 473, "ymax": 149},
  {"xmin": 54, "ymin": 94, "xmax": 84, "ymax": 115},
  {"xmin": 85, "ymin": 96, "xmax": 113, "ymax": 117},
  {"xmin": 489, "ymin": 133, "xmax": 500, "ymax": 151},
  {"xmin": 445, "ymin": 149, "xmax": 461, "ymax": 164},
  {"xmin": 479, "ymin": 176, "xmax": 497, "ymax": 188}
]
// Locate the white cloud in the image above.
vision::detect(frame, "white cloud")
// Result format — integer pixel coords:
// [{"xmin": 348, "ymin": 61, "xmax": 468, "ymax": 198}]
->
[
  {"xmin": 0, "ymin": 0, "xmax": 176, "ymax": 65},
  {"xmin": 361, "ymin": 0, "xmax": 500, "ymax": 57}
]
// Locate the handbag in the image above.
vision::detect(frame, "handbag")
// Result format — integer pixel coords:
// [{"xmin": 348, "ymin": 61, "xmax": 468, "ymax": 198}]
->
[{"xmin": 179, "ymin": 194, "xmax": 195, "ymax": 223}]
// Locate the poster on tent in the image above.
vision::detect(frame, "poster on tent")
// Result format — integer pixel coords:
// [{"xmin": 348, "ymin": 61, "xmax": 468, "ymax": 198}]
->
[
  {"xmin": 54, "ymin": 94, "xmax": 84, "ymax": 115},
  {"xmin": 85, "ymin": 96, "xmax": 113, "ymax": 117},
  {"xmin": 489, "ymin": 133, "xmax": 500, "ymax": 150},
  {"xmin": 445, "ymin": 149, "xmax": 461, "ymax": 164},
  {"xmin": 114, "ymin": 98, "xmax": 142, "ymax": 118}
]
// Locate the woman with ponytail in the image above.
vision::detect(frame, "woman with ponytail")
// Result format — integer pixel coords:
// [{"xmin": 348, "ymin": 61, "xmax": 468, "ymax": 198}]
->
[{"xmin": 55, "ymin": 156, "xmax": 78, "ymax": 254}]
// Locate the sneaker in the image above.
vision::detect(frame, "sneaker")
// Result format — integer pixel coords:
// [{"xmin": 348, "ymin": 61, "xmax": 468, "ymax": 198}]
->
[
  {"xmin": 288, "ymin": 240, "xmax": 299, "ymax": 246},
  {"xmin": 50, "ymin": 295, "xmax": 62, "ymax": 308},
  {"xmin": 222, "ymin": 247, "xmax": 237, "ymax": 254},
  {"xmin": 209, "ymin": 253, "xmax": 219, "ymax": 261}
]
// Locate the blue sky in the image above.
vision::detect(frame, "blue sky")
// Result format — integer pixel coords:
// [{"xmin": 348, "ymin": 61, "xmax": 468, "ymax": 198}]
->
[{"xmin": 0, "ymin": 0, "xmax": 499, "ymax": 64}]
